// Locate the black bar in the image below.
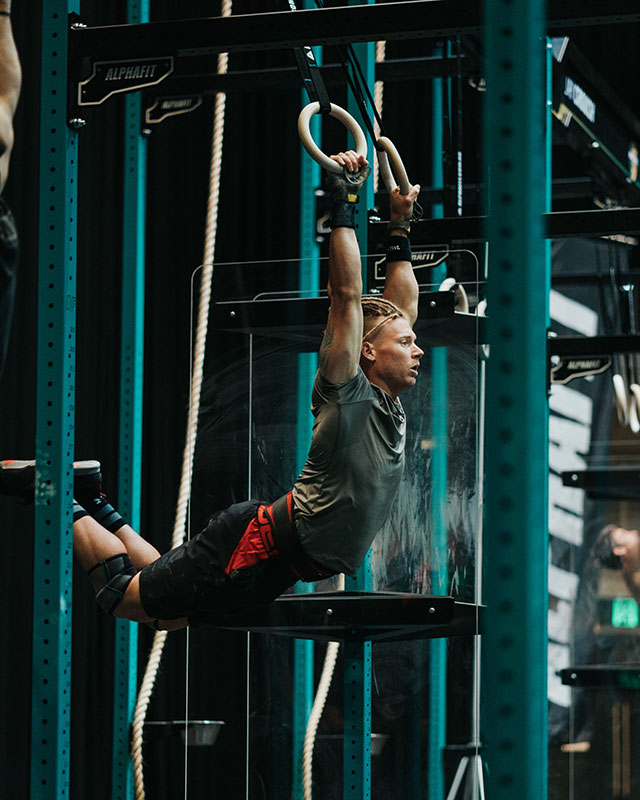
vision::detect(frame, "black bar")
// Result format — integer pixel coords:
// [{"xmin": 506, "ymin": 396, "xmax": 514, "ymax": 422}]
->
[
  {"xmin": 210, "ymin": 292, "xmax": 484, "ymax": 347},
  {"xmin": 212, "ymin": 591, "xmax": 482, "ymax": 643},
  {"xmin": 371, "ymin": 208, "xmax": 640, "ymax": 245},
  {"xmin": 70, "ymin": 2, "xmax": 640, "ymax": 63},
  {"xmin": 561, "ymin": 467, "xmax": 640, "ymax": 501},
  {"xmin": 145, "ymin": 54, "xmax": 475, "ymax": 98},
  {"xmin": 559, "ymin": 666, "xmax": 640, "ymax": 690},
  {"xmin": 212, "ymin": 291, "xmax": 454, "ymax": 333},
  {"xmin": 548, "ymin": 334, "xmax": 640, "ymax": 357}
]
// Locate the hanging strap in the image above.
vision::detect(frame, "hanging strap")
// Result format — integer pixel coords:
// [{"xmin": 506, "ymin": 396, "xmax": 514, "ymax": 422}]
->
[
  {"xmin": 294, "ymin": 44, "xmax": 332, "ymax": 113},
  {"xmin": 309, "ymin": 0, "xmax": 385, "ymax": 142},
  {"xmin": 278, "ymin": 0, "xmax": 332, "ymax": 113}
]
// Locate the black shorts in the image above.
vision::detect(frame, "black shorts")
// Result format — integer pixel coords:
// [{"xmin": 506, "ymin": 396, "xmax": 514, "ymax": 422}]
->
[{"xmin": 138, "ymin": 500, "xmax": 298, "ymax": 625}]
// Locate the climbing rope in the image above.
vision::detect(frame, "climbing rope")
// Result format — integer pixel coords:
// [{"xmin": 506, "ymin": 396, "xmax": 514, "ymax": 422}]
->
[
  {"xmin": 372, "ymin": 40, "xmax": 386, "ymax": 193},
  {"xmin": 302, "ymin": 642, "xmax": 340, "ymax": 798},
  {"xmin": 131, "ymin": 3, "xmax": 232, "ymax": 797}
]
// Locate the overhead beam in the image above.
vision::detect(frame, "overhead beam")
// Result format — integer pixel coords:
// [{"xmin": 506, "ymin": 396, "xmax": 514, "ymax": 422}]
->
[
  {"xmin": 141, "ymin": 54, "xmax": 476, "ymax": 97},
  {"xmin": 369, "ymin": 207, "xmax": 640, "ymax": 244},
  {"xmin": 69, "ymin": 1, "xmax": 640, "ymax": 63}
]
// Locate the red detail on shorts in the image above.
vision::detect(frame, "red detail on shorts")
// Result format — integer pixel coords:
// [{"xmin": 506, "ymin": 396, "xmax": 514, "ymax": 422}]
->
[{"xmin": 225, "ymin": 502, "xmax": 279, "ymax": 574}]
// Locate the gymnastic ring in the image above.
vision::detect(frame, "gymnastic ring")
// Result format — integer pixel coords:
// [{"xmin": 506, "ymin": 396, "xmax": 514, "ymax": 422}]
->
[
  {"xmin": 475, "ymin": 299, "xmax": 489, "ymax": 360},
  {"xmin": 439, "ymin": 276, "xmax": 470, "ymax": 313},
  {"xmin": 375, "ymin": 136, "xmax": 411, "ymax": 195},
  {"xmin": 612, "ymin": 373, "xmax": 629, "ymax": 426},
  {"xmin": 629, "ymin": 383, "xmax": 640, "ymax": 433},
  {"xmin": 298, "ymin": 102, "xmax": 368, "ymax": 174}
]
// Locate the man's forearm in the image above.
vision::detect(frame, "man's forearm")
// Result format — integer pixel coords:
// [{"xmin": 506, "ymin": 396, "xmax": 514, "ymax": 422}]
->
[
  {"xmin": 384, "ymin": 261, "xmax": 418, "ymax": 324},
  {"xmin": 382, "ymin": 185, "xmax": 420, "ymax": 323},
  {"xmin": 328, "ymin": 226, "xmax": 363, "ymax": 300}
]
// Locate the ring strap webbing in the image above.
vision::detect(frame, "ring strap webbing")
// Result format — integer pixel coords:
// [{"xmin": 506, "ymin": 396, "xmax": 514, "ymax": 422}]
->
[
  {"xmin": 311, "ymin": 0, "xmax": 385, "ymax": 141},
  {"xmin": 277, "ymin": 0, "xmax": 331, "ymax": 113}
]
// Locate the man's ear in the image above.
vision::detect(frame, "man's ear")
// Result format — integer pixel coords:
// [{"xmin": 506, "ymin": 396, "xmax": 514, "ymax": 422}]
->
[
  {"xmin": 361, "ymin": 340, "xmax": 376, "ymax": 363},
  {"xmin": 613, "ymin": 544, "xmax": 628, "ymax": 556}
]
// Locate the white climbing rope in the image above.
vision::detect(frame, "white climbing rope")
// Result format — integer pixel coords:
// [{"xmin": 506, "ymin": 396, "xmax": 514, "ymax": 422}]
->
[
  {"xmin": 131, "ymin": 3, "xmax": 232, "ymax": 798},
  {"xmin": 372, "ymin": 40, "xmax": 386, "ymax": 193},
  {"xmin": 302, "ymin": 575, "xmax": 344, "ymax": 800},
  {"xmin": 302, "ymin": 641, "xmax": 341, "ymax": 798}
]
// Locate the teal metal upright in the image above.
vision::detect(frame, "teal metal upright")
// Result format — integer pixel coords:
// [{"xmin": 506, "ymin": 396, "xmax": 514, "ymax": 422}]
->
[
  {"xmin": 482, "ymin": 0, "xmax": 548, "ymax": 797},
  {"xmin": 292, "ymin": 31, "xmax": 322, "ymax": 800},
  {"xmin": 112, "ymin": 3, "xmax": 149, "ymax": 798},
  {"xmin": 32, "ymin": 3, "xmax": 80, "ymax": 798},
  {"xmin": 428, "ymin": 45, "xmax": 448, "ymax": 800},
  {"xmin": 344, "ymin": 5, "xmax": 374, "ymax": 797}
]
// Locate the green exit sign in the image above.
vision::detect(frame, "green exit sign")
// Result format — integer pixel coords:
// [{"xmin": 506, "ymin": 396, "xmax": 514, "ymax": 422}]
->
[{"xmin": 611, "ymin": 597, "xmax": 640, "ymax": 628}]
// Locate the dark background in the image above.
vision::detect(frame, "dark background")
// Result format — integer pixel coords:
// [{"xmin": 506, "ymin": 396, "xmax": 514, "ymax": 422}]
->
[{"xmin": 0, "ymin": 1, "xmax": 639, "ymax": 798}]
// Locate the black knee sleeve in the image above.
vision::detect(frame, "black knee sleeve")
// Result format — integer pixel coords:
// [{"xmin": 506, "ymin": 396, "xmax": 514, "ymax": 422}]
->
[{"xmin": 88, "ymin": 553, "xmax": 137, "ymax": 615}]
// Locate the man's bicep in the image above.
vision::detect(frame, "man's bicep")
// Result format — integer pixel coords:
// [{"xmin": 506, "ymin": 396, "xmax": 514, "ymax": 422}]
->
[{"xmin": 318, "ymin": 302, "xmax": 363, "ymax": 384}]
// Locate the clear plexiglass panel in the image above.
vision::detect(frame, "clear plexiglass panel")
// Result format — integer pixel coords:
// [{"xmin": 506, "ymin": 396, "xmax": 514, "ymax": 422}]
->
[{"xmin": 186, "ymin": 251, "xmax": 484, "ymax": 800}]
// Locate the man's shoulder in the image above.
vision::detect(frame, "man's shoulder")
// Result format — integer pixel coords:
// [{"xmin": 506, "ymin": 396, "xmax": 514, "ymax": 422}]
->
[{"xmin": 313, "ymin": 367, "xmax": 374, "ymax": 406}]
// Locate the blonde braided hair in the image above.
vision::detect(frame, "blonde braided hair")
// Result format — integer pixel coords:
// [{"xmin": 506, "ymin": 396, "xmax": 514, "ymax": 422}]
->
[{"xmin": 361, "ymin": 296, "xmax": 406, "ymax": 342}]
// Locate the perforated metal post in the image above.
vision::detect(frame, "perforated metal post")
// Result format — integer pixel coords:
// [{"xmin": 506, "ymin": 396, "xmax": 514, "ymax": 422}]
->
[
  {"xmin": 482, "ymin": 0, "xmax": 548, "ymax": 797},
  {"xmin": 292, "ymin": 31, "xmax": 322, "ymax": 800},
  {"xmin": 344, "ymin": 5, "xmax": 374, "ymax": 797},
  {"xmin": 32, "ymin": 4, "xmax": 80, "ymax": 798},
  {"xmin": 343, "ymin": 640, "xmax": 372, "ymax": 800},
  {"xmin": 112, "ymin": 4, "xmax": 149, "ymax": 798},
  {"xmin": 428, "ymin": 44, "xmax": 448, "ymax": 800}
]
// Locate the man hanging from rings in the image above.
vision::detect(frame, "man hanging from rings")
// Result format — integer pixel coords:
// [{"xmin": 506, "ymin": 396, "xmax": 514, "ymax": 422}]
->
[{"xmin": 0, "ymin": 152, "xmax": 422, "ymax": 629}]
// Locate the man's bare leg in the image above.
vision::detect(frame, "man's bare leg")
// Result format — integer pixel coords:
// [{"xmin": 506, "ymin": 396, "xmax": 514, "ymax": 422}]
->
[
  {"xmin": 73, "ymin": 515, "xmax": 160, "ymax": 573},
  {"xmin": 73, "ymin": 515, "xmax": 187, "ymax": 629}
]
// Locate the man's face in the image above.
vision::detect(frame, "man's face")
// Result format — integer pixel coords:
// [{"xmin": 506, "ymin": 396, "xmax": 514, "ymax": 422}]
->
[{"xmin": 365, "ymin": 317, "xmax": 423, "ymax": 397}]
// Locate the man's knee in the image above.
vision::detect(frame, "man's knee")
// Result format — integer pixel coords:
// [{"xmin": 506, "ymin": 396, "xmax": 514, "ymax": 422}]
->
[{"xmin": 88, "ymin": 553, "xmax": 146, "ymax": 619}]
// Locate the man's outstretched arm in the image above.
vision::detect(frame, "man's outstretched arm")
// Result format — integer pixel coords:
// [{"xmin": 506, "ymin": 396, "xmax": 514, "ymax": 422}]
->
[
  {"xmin": 382, "ymin": 184, "xmax": 421, "ymax": 326},
  {"xmin": 319, "ymin": 150, "xmax": 367, "ymax": 384},
  {"xmin": 0, "ymin": 2, "xmax": 20, "ymax": 192}
]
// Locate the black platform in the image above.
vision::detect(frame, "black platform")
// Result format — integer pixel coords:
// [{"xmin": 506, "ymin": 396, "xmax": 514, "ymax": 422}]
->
[
  {"xmin": 211, "ymin": 292, "xmax": 485, "ymax": 348},
  {"xmin": 214, "ymin": 591, "xmax": 482, "ymax": 643},
  {"xmin": 559, "ymin": 665, "xmax": 640, "ymax": 691},
  {"xmin": 561, "ymin": 467, "xmax": 640, "ymax": 500}
]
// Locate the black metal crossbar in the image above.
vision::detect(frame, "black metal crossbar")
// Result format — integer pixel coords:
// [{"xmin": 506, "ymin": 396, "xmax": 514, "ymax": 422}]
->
[
  {"xmin": 212, "ymin": 591, "xmax": 482, "ymax": 643},
  {"xmin": 69, "ymin": 1, "xmax": 640, "ymax": 64},
  {"xmin": 562, "ymin": 467, "xmax": 640, "ymax": 500},
  {"xmin": 559, "ymin": 665, "xmax": 640, "ymax": 690},
  {"xmin": 209, "ymin": 291, "xmax": 484, "ymax": 347},
  {"xmin": 368, "ymin": 208, "xmax": 640, "ymax": 245},
  {"xmin": 549, "ymin": 334, "xmax": 640, "ymax": 357}
]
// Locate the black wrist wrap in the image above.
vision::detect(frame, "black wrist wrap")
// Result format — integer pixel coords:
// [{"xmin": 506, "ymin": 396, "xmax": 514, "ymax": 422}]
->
[
  {"xmin": 329, "ymin": 195, "xmax": 359, "ymax": 229},
  {"xmin": 325, "ymin": 169, "xmax": 363, "ymax": 230},
  {"xmin": 386, "ymin": 235, "xmax": 411, "ymax": 264}
]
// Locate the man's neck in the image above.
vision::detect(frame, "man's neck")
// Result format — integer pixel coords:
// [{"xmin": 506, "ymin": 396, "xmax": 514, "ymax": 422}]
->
[{"xmin": 367, "ymin": 376, "xmax": 398, "ymax": 402}]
